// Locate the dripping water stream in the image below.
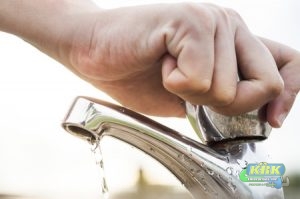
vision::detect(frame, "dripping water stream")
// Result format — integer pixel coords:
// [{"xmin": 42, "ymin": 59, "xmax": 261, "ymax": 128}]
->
[{"xmin": 91, "ymin": 138, "xmax": 109, "ymax": 199}]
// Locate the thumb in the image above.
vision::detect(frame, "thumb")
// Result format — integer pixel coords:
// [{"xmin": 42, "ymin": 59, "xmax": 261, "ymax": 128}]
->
[{"xmin": 266, "ymin": 64, "xmax": 299, "ymax": 128}]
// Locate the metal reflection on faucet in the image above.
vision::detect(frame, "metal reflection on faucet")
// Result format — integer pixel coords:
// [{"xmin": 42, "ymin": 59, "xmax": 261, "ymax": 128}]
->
[
  {"xmin": 185, "ymin": 102, "xmax": 272, "ymax": 145},
  {"xmin": 62, "ymin": 96, "xmax": 284, "ymax": 199}
]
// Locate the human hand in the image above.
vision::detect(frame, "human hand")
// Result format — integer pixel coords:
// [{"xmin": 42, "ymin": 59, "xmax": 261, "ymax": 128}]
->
[
  {"xmin": 259, "ymin": 38, "xmax": 300, "ymax": 127},
  {"xmin": 1, "ymin": 1, "xmax": 285, "ymax": 126},
  {"xmin": 67, "ymin": 3, "xmax": 283, "ymax": 119}
]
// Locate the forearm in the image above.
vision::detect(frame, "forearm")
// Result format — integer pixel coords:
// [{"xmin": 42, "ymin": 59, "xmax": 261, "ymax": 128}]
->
[{"xmin": 0, "ymin": 0, "xmax": 99, "ymax": 62}]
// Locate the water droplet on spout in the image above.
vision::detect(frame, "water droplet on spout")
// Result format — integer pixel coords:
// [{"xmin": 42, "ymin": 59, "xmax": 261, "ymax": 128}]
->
[
  {"xmin": 226, "ymin": 167, "xmax": 233, "ymax": 175},
  {"xmin": 227, "ymin": 182, "xmax": 237, "ymax": 192},
  {"xmin": 237, "ymin": 159, "xmax": 248, "ymax": 168},
  {"xmin": 206, "ymin": 168, "xmax": 214, "ymax": 175}
]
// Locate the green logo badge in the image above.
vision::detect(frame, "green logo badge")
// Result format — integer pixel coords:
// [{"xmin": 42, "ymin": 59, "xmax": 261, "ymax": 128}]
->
[{"xmin": 239, "ymin": 162, "xmax": 289, "ymax": 189}]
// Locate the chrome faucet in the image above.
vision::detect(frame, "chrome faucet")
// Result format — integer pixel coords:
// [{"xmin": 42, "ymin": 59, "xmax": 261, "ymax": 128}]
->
[{"xmin": 62, "ymin": 96, "xmax": 285, "ymax": 199}]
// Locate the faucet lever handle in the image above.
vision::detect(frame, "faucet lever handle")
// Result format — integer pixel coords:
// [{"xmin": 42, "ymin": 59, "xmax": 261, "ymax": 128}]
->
[{"xmin": 185, "ymin": 103, "xmax": 272, "ymax": 145}]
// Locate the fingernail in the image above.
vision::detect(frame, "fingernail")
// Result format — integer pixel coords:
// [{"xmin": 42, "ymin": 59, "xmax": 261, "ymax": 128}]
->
[{"xmin": 276, "ymin": 113, "xmax": 287, "ymax": 127}]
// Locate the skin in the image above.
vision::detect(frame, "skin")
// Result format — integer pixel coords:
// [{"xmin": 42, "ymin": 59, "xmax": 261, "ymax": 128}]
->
[{"xmin": 0, "ymin": 0, "xmax": 299, "ymax": 128}]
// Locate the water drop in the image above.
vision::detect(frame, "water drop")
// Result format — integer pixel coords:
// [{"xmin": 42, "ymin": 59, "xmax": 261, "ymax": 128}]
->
[
  {"xmin": 226, "ymin": 167, "xmax": 233, "ymax": 175},
  {"xmin": 177, "ymin": 153, "xmax": 184, "ymax": 160},
  {"xmin": 206, "ymin": 168, "xmax": 214, "ymax": 175},
  {"xmin": 234, "ymin": 170, "xmax": 239, "ymax": 176},
  {"xmin": 200, "ymin": 162, "xmax": 205, "ymax": 168},
  {"xmin": 238, "ymin": 145, "xmax": 243, "ymax": 152},
  {"xmin": 226, "ymin": 156, "xmax": 230, "ymax": 163},
  {"xmin": 237, "ymin": 159, "xmax": 248, "ymax": 169},
  {"xmin": 199, "ymin": 172, "xmax": 205, "ymax": 179},
  {"xmin": 227, "ymin": 182, "xmax": 237, "ymax": 192}
]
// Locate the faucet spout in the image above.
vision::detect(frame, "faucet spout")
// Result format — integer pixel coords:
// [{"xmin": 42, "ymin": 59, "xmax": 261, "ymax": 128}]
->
[{"xmin": 62, "ymin": 97, "xmax": 284, "ymax": 199}]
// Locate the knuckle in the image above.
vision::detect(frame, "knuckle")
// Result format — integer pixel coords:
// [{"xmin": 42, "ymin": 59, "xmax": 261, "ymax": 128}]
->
[
  {"xmin": 266, "ymin": 77, "xmax": 284, "ymax": 98},
  {"xmin": 180, "ymin": 3, "xmax": 215, "ymax": 33},
  {"xmin": 164, "ymin": 77, "xmax": 212, "ymax": 95},
  {"xmin": 224, "ymin": 7, "xmax": 245, "ymax": 27},
  {"xmin": 212, "ymin": 88, "xmax": 236, "ymax": 106},
  {"xmin": 206, "ymin": 3, "xmax": 229, "ymax": 21},
  {"xmin": 225, "ymin": 8, "xmax": 242, "ymax": 21},
  {"xmin": 190, "ymin": 78, "xmax": 212, "ymax": 94},
  {"xmin": 164, "ymin": 3, "xmax": 216, "ymax": 53}
]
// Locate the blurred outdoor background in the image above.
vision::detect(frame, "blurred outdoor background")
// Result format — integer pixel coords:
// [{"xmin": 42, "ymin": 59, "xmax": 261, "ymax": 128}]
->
[{"xmin": 0, "ymin": 0, "xmax": 299, "ymax": 198}]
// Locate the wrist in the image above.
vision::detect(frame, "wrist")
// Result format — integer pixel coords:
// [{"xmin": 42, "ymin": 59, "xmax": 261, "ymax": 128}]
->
[{"xmin": 0, "ymin": 0, "xmax": 101, "ymax": 65}]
